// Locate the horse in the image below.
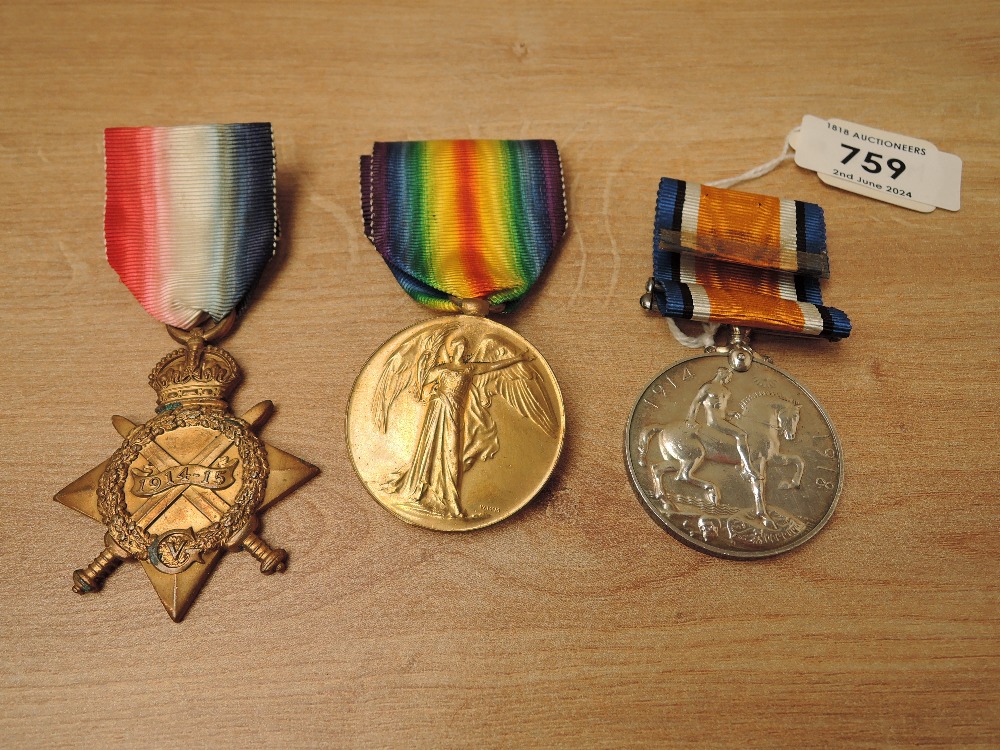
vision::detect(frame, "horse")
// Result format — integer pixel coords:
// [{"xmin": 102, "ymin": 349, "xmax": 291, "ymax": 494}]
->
[{"xmin": 636, "ymin": 391, "xmax": 803, "ymax": 527}]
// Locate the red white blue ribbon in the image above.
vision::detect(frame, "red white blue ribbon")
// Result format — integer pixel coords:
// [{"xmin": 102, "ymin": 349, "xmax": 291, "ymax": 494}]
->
[{"xmin": 104, "ymin": 123, "xmax": 277, "ymax": 329}]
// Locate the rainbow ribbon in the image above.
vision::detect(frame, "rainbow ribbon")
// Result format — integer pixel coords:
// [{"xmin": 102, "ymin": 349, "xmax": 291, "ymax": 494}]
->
[
  {"xmin": 105, "ymin": 123, "xmax": 277, "ymax": 329},
  {"xmin": 650, "ymin": 179, "xmax": 851, "ymax": 340},
  {"xmin": 361, "ymin": 139, "xmax": 566, "ymax": 311}
]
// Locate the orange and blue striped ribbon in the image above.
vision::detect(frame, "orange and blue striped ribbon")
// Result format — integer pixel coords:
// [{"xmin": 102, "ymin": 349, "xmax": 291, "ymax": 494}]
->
[
  {"xmin": 651, "ymin": 179, "xmax": 851, "ymax": 340},
  {"xmin": 361, "ymin": 140, "xmax": 566, "ymax": 311},
  {"xmin": 104, "ymin": 123, "xmax": 277, "ymax": 329}
]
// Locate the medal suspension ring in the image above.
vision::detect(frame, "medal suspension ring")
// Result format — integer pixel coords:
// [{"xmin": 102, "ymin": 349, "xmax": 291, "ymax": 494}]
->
[{"xmin": 97, "ymin": 407, "xmax": 268, "ymax": 560}]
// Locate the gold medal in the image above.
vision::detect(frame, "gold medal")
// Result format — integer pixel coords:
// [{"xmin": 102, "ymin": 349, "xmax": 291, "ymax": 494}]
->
[
  {"xmin": 56, "ymin": 321, "xmax": 318, "ymax": 620},
  {"xmin": 354, "ymin": 139, "xmax": 569, "ymax": 530},
  {"xmin": 348, "ymin": 310, "xmax": 564, "ymax": 531}
]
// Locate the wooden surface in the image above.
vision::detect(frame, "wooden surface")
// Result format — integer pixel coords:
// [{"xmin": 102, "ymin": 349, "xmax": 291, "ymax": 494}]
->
[{"xmin": 1, "ymin": 2, "xmax": 997, "ymax": 747}]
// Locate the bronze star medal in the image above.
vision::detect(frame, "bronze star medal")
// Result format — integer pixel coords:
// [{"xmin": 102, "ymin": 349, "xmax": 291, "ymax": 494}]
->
[
  {"xmin": 58, "ymin": 123, "xmax": 317, "ymax": 620},
  {"xmin": 56, "ymin": 319, "xmax": 318, "ymax": 621}
]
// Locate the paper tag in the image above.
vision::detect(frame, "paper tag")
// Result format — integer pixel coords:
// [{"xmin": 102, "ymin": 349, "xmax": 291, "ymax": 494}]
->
[{"xmin": 790, "ymin": 115, "xmax": 961, "ymax": 212}]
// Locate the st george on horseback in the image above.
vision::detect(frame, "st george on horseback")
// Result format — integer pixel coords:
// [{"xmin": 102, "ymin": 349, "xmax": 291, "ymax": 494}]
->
[{"xmin": 637, "ymin": 367, "xmax": 804, "ymax": 528}]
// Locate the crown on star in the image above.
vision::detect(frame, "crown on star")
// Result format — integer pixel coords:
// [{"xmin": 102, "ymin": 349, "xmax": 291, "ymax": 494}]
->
[{"xmin": 149, "ymin": 343, "xmax": 240, "ymax": 407}]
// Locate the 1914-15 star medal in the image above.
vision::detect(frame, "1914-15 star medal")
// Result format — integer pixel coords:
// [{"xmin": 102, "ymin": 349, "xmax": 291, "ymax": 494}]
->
[
  {"xmin": 56, "ymin": 322, "xmax": 317, "ymax": 621},
  {"xmin": 60, "ymin": 123, "xmax": 318, "ymax": 620}
]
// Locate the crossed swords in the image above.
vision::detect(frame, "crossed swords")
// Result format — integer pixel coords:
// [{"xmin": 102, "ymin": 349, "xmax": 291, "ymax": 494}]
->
[{"xmin": 72, "ymin": 401, "xmax": 286, "ymax": 595}]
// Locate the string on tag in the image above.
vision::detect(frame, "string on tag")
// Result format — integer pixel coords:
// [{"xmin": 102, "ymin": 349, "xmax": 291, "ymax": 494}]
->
[
  {"xmin": 667, "ymin": 318, "xmax": 720, "ymax": 350},
  {"xmin": 705, "ymin": 127, "xmax": 799, "ymax": 190}
]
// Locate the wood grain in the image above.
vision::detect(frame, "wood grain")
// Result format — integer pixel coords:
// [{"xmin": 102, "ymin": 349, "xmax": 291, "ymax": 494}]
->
[{"xmin": 1, "ymin": 1, "xmax": 997, "ymax": 747}]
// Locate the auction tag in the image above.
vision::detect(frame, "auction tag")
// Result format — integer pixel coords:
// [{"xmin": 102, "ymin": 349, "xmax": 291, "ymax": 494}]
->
[{"xmin": 790, "ymin": 115, "xmax": 962, "ymax": 212}]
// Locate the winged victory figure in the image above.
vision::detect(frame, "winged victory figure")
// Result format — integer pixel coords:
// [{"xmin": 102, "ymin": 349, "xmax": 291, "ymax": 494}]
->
[{"xmin": 371, "ymin": 322, "xmax": 559, "ymax": 519}]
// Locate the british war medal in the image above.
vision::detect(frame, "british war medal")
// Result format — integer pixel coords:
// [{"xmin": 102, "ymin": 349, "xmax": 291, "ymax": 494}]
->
[
  {"xmin": 56, "ymin": 124, "xmax": 318, "ymax": 620},
  {"xmin": 627, "ymin": 179, "xmax": 851, "ymax": 558},
  {"xmin": 348, "ymin": 140, "xmax": 567, "ymax": 531}
]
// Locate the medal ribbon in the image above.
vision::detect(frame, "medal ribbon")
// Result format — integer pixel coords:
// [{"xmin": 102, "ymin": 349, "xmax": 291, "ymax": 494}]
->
[
  {"xmin": 361, "ymin": 139, "xmax": 567, "ymax": 311},
  {"xmin": 650, "ymin": 178, "xmax": 851, "ymax": 340},
  {"xmin": 105, "ymin": 123, "xmax": 278, "ymax": 329}
]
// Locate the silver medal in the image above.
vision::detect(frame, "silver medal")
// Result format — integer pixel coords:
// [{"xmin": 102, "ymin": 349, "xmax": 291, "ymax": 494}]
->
[{"xmin": 625, "ymin": 328, "xmax": 842, "ymax": 559}]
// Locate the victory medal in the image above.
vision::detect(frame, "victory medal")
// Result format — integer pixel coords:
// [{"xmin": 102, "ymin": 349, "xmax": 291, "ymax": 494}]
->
[
  {"xmin": 626, "ymin": 179, "xmax": 852, "ymax": 558},
  {"xmin": 56, "ymin": 124, "xmax": 318, "ymax": 620},
  {"xmin": 348, "ymin": 140, "xmax": 567, "ymax": 531}
]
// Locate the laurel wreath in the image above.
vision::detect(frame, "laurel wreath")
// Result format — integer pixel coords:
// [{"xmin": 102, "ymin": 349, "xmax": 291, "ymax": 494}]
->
[{"xmin": 96, "ymin": 407, "xmax": 268, "ymax": 561}]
